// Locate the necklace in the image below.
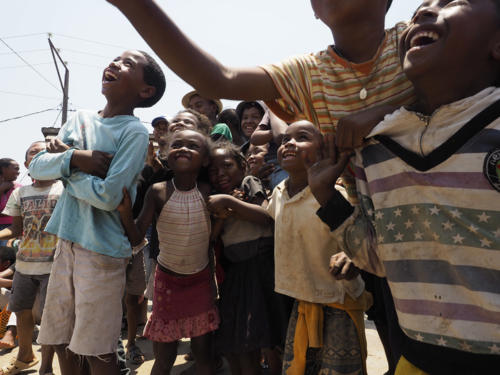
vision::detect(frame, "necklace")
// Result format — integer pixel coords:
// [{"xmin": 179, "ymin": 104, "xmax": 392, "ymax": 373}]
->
[{"xmin": 332, "ymin": 31, "xmax": 392, "ymax": 101}]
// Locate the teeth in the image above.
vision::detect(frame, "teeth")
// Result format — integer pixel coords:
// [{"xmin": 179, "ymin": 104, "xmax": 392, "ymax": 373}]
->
[
  {"xmin": 410, "ymin": 30, "xmax": 439, "ymax": 48},
  {"xmin": 104, "ymin": 71, "xmax": 117, "ymax": 81}
]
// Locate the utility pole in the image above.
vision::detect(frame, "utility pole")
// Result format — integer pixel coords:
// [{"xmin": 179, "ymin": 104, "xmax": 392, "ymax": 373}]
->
[{"xmin": 48, "ymin": 35, "xmax": 69, "ymax": 126}]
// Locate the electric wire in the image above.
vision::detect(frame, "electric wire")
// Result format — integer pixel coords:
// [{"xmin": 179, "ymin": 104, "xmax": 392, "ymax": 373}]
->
[{"xmin": 0, "ymin": 38, "xmax": 61, "ymax": 93}]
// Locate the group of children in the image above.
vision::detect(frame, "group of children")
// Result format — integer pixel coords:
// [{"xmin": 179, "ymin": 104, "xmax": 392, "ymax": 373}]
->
[{"xmin": 0, "ymin": 0, "xmax": 499, "ymax": 374}]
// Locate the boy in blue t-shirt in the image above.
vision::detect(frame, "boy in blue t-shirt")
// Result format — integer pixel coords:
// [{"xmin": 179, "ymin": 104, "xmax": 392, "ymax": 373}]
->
[{"xmin": 29, "ymin": 50, "xmax": 165, "ymax": 375}]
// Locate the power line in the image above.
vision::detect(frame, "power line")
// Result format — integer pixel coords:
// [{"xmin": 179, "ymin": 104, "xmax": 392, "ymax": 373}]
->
[
  {"xmin": 0, "ymin": 62, "xmax": 53, "ymax": 70},
  {"xmin": 0, "ymin": 106, "xmax": 60, "ymax": 124},
  {"xmin": 0, "ymin": 38, "xmax": 61, "ymax": 93},
  {"xmin": 0, "ymin": 32, "xmax": 48, "ymax": 40},
  {"xmin": 0, "ymin": 90, "xmax": 60, "ymax": 100},
  {"xmin": 0, "ymin": 49, "xmax": 49, "ymax": 56},
  {"xmin": 60, "ymin": 48, "xmax": 111, "ymax": 59},
  {"xmin": 53, "ymin": 33, "xmax": 128, "ymax": 50}
]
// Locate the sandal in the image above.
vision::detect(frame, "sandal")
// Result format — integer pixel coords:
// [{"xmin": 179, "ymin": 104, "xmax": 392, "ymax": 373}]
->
[
  {"xmin": 126, "ymin": 344, "xmax": 145, "ymax": 365},
  {"xmin": 0, "ymin": 357, "xmax": 39, "ymax": 375}
]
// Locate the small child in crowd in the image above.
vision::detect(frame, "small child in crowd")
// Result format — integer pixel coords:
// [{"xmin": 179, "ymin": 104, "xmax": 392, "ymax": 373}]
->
[
  {"xmin": 29, "ymin": 50, "xmax": 165, "ymax": 375},
  {"xmin": 0, "ymin": 141, "xmax": 62, "ymax": 375},
  {"xmin": 268, "ymin": 121, "xmax": 372, "ymax": 374},
  {"xmin": 309, "ymin": 1, "xmax": 500, "ymax": 373},
  {"xmin": 207, "ymin": 142, "xmax": 289, "ymax": 375},
  {"xmin": 0, "ymin": 159, "xmax": 20, "ymax": 247},
  {"xmin": 118, "ymin": 129, "xmax": 217, "ymax": 375}
]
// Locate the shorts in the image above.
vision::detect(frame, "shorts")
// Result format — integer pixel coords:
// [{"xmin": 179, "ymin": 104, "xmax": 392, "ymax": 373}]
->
[
  {"xmin": 9, "ymin": 272, "xmax": 49, "ymax": 313},
  {"xmin": 125, "ymin": 251, "xmax": 146, "ymax": 296},
  {"xmin": 37, "ymin": 239, "xmax": 128, "ymax": 356},
  {"xmin": 145, "ymin": 259, "xmax": 156, "ymax": 301}
]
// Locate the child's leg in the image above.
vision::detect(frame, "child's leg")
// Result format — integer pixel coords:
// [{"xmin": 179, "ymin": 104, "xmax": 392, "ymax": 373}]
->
[
  {"xmin": 39, "ymin": 345, "xmax": 55, "ymax": 375},
  {"xmin": 191, "ymin": 332, "xmax": 215, "ymax": 375},
  {"xmin": 15, "ymin": 309, "xmax": 35, "ymax": 363},
  {"xmin": 86, "ymin": 353, "xmax": 121, "ymax": 375},
  {"xmin": 151, "ymin": 340, "xmax": 178, "ymax": 375},
  {"xmin": 53, "ymin": 345, "xmax": 89, "ymax": 375}
]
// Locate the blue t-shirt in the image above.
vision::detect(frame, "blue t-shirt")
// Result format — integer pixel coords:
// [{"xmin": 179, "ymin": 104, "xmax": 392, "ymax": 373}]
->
[{"xmin": 29, "ymin": 110, "xmax": 148, "ymax": 258}]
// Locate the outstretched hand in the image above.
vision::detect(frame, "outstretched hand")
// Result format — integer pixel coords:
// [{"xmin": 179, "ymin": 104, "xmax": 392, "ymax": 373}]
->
[
  {"xmin": 207, "ymin": 195, "xmax": 233, "ymax": 219},
  {"xmin": 336, "ymin": 104, "xmax": 397, "ymax": 152},
  {"xmin": 302, "ymin": 133, "xmax": 351, "ymax": 206}
]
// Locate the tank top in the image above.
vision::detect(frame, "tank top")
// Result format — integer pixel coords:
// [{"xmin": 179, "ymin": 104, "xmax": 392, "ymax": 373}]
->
[{"xmin": 156, "ymin": 181, "xmax": 211, "ymax": 275}]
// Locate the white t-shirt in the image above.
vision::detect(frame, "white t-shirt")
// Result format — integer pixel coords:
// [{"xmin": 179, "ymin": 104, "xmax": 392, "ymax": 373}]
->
[{"xmin": 2, "ymin": 181, "xmax": 63, "ymax": 275}]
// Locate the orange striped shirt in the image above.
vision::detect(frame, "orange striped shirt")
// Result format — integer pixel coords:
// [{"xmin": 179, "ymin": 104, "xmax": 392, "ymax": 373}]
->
[{"xmin": 262, "ymin": 22, "xmax": 415, "ymax": 134}]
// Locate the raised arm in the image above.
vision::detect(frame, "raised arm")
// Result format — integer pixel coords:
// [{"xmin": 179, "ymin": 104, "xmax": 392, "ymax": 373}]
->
[
  {"xmin": 107, "ymin": 0, "xmax": 279, "ymax": 100},
  {"xmin": 207, "ymin": 193, "xmax": 272, "ymax": 224}
]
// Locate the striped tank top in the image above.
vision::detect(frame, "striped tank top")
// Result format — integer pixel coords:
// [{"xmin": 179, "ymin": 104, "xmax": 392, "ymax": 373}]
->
[{"xmin": 156, "ymin": 181, "xmax": 211, "ymax": 275}]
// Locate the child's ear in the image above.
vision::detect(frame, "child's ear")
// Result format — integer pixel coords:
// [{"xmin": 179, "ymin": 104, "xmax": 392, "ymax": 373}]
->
[{"xmin": 140, "ymin": 84, "xmax": 156, "ymax": 101}]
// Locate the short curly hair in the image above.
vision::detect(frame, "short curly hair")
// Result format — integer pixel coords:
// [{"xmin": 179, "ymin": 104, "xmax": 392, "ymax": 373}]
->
[
  {"xmin": 136, "ymin": 51, "xmax": 166, "ymax": 108},
  {"xmin": 210, "ymin": 141, "xmax": 248, "ymax": 174},
  {"xmin": 174, "ymin": 108, "xmax": 213, "ymax": 135}
]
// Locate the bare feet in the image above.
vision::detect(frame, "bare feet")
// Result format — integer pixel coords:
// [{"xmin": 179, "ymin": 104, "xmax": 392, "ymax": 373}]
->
[{"xmin": 0, "ymin": 328, "xmax": 16, "ymax": 350}]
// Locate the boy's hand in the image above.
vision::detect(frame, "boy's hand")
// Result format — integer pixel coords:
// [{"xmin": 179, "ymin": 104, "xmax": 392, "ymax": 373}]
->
[
  {"xmin": 117, "ymin": 187, "xmax": 133, "ymax": 215},
  {"xmin": 71, "ymin": 150, "xmax": 113, "ymax": 179},
  {"xmin": 47, "ymin": 138, "xmax": 70, "ymax": 153},
  {"xmin": 207, "ymin": 195, "xmax": 233, "ymax": 219},
  {"xmin": 336, "ymin": 104, "xmax": 397, "ymax": 152},
  {"xmin": 303, "ymin": 133, "xmax": 351, "ymax": 206},
  {"xmin": 329, "ymin": 252, "xmax": 359, "ymax": 280}
]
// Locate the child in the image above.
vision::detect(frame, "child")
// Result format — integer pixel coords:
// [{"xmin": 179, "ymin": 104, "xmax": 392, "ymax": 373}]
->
[
  {"xmin": 168, "ymin": 108, "xmax": 212, "ymax": 135},
  {"xmin": 0, "ymin": 159, "xmax": 20, "ymax": 247},
  {"xmin": 246, "ymin": 143, "xmax": 269, "ymax": 179},
  {"xmin": 217, "ymin": 109, "xmax": 246, "ymax": 146},
  {"xmin": 267, "ymin": 121, "xmax": 371, "ymax": 374},
  {"xmin": 0, "ymin": 142, "xmax": 61, "ymax": 375},
  {"xmin": 107, "ymin": 0, "xmax": 410, "ymax": 140},
  {"xmin": 250, "ymin": 104, "xmax": 289, "ymax": 191},
  {"xmin": 206, "ymin": 142, "xmax": 289, "ymax": 375},
  {"xmin": 28, "ymin": 50, "xmax": 165, "ymax": 375},
  {"xmin": 118, "ymin": 129, "xmax": 217, "ymax": 375},
  {"xmin": 309, "ymin": 1, "xmax": 500, "ymax": 373}
]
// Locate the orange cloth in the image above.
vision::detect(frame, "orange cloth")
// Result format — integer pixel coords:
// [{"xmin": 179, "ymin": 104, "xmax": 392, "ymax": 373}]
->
[{"xmin": 287, "ymin": 291, "xmax": 373, "ymax": 375}]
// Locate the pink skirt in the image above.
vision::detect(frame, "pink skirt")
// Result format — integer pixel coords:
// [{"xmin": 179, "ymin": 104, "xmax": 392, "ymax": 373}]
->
[{"xmin": 144, "ymin": 265, "xmax": 219, "ymax": 343}]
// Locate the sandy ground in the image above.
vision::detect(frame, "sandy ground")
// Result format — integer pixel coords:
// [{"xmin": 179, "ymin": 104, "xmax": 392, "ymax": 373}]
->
[{"xmin": 0, "ymin": 315, "xmax": 387, "ymax": 375}]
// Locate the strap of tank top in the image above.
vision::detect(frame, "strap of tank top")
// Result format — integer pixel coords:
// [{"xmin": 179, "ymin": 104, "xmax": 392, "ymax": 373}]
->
[{"xmin": 171, "ymin": 179, "xmax": 197, "ymax": 192}]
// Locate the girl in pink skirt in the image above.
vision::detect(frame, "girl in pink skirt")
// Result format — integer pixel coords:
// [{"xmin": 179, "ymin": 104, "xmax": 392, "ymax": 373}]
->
[{"xmin": 118, "ymin": 129, "xmax": 217, "ymax": 375}]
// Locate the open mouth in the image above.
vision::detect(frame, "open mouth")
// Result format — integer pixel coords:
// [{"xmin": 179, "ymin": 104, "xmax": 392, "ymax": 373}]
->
[
  {"xmin": 409, "ymin": 30, "xmax": 440, "ymax": 50},
  {"xmin": 103, "ymin": 70, "xmax": 118, "ymax": 83},
  {"xmin": 282, "ymin": 150, "xmax": 296, "ymax": 159}
]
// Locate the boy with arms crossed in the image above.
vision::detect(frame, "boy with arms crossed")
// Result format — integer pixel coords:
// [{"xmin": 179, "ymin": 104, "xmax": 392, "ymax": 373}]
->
[
  {"xmin": 29, "ymin": 50, "xmax": 165, "ymax": 375},
  {"xmin": 308, "ymin": 0, "xmax": 500, "ymax": 373}
]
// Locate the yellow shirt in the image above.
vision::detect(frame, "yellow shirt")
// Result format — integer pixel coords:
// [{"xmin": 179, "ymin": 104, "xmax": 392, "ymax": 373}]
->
[{"xmin": 266, "ymin": 181, "xmax": 364, "ymax": 304}]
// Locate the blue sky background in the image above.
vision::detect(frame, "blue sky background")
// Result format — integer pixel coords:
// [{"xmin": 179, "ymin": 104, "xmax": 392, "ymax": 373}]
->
[{"xmin": 1, "ymin": 0, "xmax": 421, "ymax": 181}]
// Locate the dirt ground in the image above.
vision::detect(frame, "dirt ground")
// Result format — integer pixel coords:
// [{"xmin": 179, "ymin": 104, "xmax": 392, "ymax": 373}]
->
[{"xmin": 0, "ymin": 315, "xmax": 388, "ymax": 375}]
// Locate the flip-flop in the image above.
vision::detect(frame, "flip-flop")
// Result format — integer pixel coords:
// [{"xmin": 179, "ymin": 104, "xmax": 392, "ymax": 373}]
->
[
  {"xmin": 126, "ymin": 344, "xmax": 145, "ymax": 365},
  {"xmin": 0, "ymin": 357, "xmax": 39, "ymax": 375}
]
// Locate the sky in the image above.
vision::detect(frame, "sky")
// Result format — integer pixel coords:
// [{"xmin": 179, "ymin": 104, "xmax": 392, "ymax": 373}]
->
[{"xmin": 1, "ymin": 0, "xmax": 422, "ymax": 182}]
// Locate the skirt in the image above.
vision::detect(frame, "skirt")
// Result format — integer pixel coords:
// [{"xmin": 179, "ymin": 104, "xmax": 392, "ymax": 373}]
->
[
  {"xmin": 216, "ymin": 250, "xmax": 293, "ymax": 354},
  {"xmin": 144, "ymin": 265, "xmax": 219, "ymax": 343},
  {"xmin": 282, "ymin": 301, "xmax": 364, "ymax": 375}
]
